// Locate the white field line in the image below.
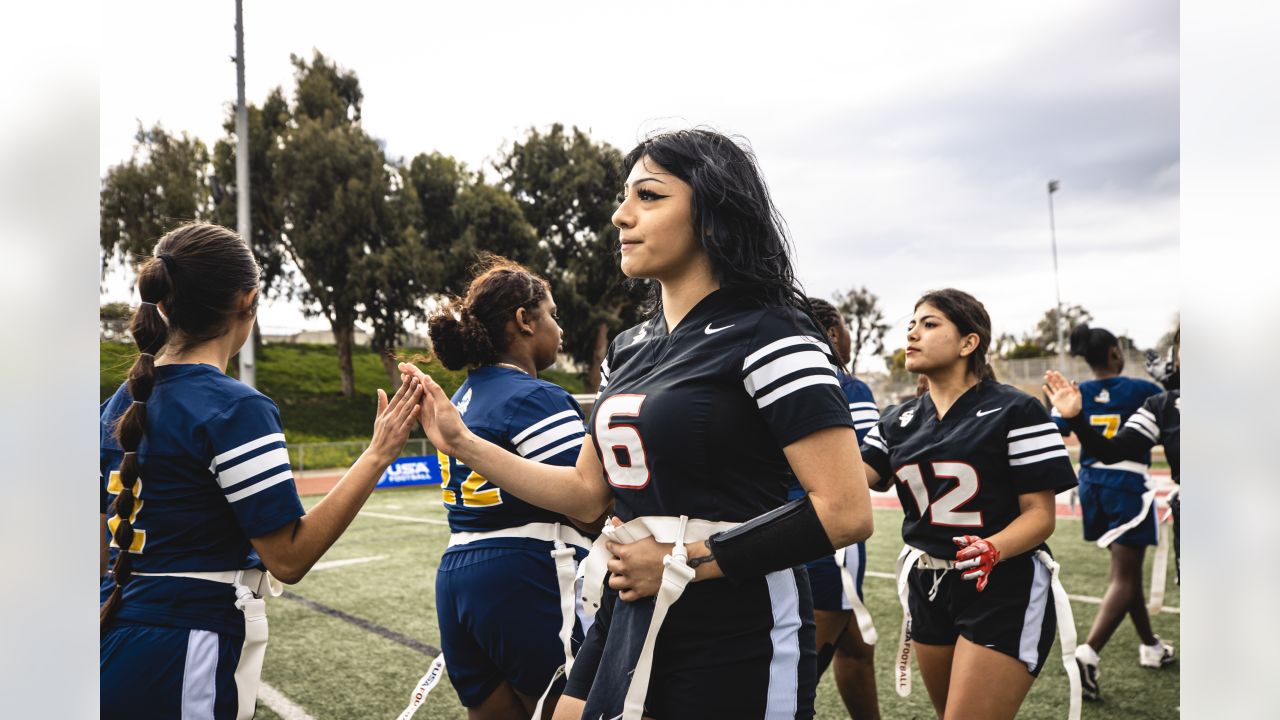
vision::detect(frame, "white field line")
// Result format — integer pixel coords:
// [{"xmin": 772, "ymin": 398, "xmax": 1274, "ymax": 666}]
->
[
  {"xmin": 863, "ymin": 570, "xmax": 1179, "ymax": 613},
  {"xmin": 359, "ymin": 510, "xmax": 449, "ymax": 526},
  {"xmin": 259, "ymin": 682, "xmax": 317, "ymax": 720},
  {"xmin": 311, "ymin": 555, "xmax": 386, "ymax": 571}
]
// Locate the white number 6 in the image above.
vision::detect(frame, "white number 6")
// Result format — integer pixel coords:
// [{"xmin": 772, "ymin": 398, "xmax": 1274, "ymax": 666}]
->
[{"xmin": 594, "ymin": 394, "xmax": 651, "ymax": 489}]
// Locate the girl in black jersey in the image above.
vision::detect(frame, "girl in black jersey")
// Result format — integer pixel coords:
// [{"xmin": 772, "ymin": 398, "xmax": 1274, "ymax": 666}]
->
[
  {"xmin": 404, "ymin": 129, "xmax": 874, "ymax": 720},
  {"xmin": 858, "ymin": 289, "xmax": 1079, "ymax": 720}
]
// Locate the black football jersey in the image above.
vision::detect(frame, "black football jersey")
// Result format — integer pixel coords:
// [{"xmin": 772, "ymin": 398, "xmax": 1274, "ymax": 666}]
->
[
  {"xmin": 860, "ymin": 380, "xmax": 1077, "ymax": 558},
  {"xmin": 1071, "ymin": 389, "xmax": 1180, "ymax": 484},
  {"xmin": 590, "ymin": 288, "xmax": 855, "ymax": 522}
]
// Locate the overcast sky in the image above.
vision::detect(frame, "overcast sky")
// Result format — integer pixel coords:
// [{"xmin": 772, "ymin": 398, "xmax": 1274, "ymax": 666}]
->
[{"xmin": 101, "ymin": 0, "xmax": 1179, "ymax": 359}]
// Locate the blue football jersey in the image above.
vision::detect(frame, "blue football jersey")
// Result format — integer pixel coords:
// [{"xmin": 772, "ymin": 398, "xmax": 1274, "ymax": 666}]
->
[
  {"xmin": 786, "ymin": 370, "xmax": 879, "ymax": 501},
  {"xmin": 100, "ymin": 363, "xmax": 305, "ymax": 636},
  {"xmin": 441, "ymin": 367, "xmax": 587, "ymax": 537},
  {"xmin": 1052, "ymin": 376, "xmax": 1162, "ymax": 490}
]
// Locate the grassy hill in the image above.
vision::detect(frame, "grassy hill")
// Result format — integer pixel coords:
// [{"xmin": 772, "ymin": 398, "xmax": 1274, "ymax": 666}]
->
[{"xmin": 101, "ymin": 341, "xmax": 587, "ymax": 444}]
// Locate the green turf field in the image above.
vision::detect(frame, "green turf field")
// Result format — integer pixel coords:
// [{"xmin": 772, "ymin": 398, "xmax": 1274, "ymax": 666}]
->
[{"xmin": 253, "ymin": 491, "xmax": 1179, "ymax": 719}]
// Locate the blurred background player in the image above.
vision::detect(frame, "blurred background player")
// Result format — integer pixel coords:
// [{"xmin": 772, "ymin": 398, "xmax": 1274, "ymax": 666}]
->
[
  {"xmin": 424, "ymin": 256, "xmax": 598, "ymax": 720},
  {"xmin": 803, "ymin": 297, "xmax": 881, "ymax": 720},
  {"xmin": 1049, "ymin": 323, "xmax": 1167, "ymax": 701},
  {"xmin": 858, "ymin": 289, "xmax": 1079, "ymax": 720},
  {"xmin": 100, "ymin": 222, "xmax": 422, "ymax": 720}
]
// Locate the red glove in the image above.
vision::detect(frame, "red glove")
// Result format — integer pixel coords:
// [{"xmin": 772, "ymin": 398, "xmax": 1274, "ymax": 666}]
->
[{"xmin": 953, "ymin": 535, "xmax": 1001, "ymax": 592}]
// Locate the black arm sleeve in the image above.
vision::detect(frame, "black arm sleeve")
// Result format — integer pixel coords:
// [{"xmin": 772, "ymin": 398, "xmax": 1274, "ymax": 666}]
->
[
  {"xmin": 705, "ymin": 496, "xmax": 836, "ymax": 581},
  {"xmin": 1066, "ymin": 413, "xmax": 1157, "ymax": 465}
]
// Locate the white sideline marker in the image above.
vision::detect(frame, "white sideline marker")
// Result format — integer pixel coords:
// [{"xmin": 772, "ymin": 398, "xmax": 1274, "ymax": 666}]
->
[
  {"xmin": 259, "ymin": 682, "xmax": 317, "ymax": 720},
  {"xmin": 359, "ymin": 510, "xmax": 449, "ymax": 526},
  {"xmin": 312, "ymin": 555, "xmax": 386, "ymax": 571}
]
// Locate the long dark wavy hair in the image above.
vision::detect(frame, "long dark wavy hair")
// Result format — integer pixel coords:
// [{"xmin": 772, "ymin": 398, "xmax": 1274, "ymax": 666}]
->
[{"xmin": 621, "ymin": 128, "xmax": 814, "ymax": 323}]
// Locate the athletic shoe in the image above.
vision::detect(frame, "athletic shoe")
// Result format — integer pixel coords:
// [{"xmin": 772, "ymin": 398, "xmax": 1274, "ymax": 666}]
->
[
  {"xmin": 1139, "ymin": 636, "xmax": 1176, "ymax": 668},
  {"xmin": 1075, "ymin": 646, "xmax": 1101, "ymax": 701}
]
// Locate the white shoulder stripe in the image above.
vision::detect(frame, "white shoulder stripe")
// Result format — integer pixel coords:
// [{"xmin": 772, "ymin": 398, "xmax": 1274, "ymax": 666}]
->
[
  {"xmin": 1008, "ymin": 447, "xmax": 1070, "ymax": 466},
  {"xmin": 511, "ymin": 409, "xmax": 580, "ymax": 445},
  {"xmin": 744, "ymin": 349, "xmax": 835, "ymax": 397},
  {"xmin": 517, "ymin": 421, "xmax": 585, "ymax": 457},
  {"xmin": 225, "ymin": 469, "xmax": 294, "ymax": 503},
  {"xmin": 850, "ymin": 409, "xmax": 880, "ymax": 423},
  {"xmin": 213, "ymin": 432, "xmax": 286, "ymax": 467},
  {"xmin": 600, "ymin": 359, "xmax": 611, "ymax": 381},
  {"xmin": 848, "ymin": 402, "xmax": 878, "ymax": 410},
  {"xmin": 527, "ymin": 436, "xmax": 584, "ymax": 463},
  {"xmin": 217, "ymin": 447, "xmax": 291, "ymax": 489},
  {"xmin": 1007, "ymin": 422, "xmax": 1058, "ymax": 440},
  {"xmin": 1125, "ymin": 417, "xmax": 1160, "ymax": 442},
  {"xmin": 853, "ymin": 420, "xmax": 877, "ymax": 430},
  {"xmin": 1127, "ymin": 412, "xmax": 1160, "ymax": 434},
  {"xmin": 743, "ymin": 335, "xmax": 831, "ymax": 371},
  {"xmin": 1136, "ymin": 407, "xmax": 1158, "ymax": 422},
  {"xmin": 1008, "ymin": 433, "xmax": 1065, "ymax": 456},
  {"xmin": 756, "ymin": 374, "xmax": 840, "ymax": 409}
]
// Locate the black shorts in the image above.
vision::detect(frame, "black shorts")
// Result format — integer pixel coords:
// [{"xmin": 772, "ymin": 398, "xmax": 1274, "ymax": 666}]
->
[
  {"xmin": 907, "ymin": 550, "xmax": 1057, "ymax": 676},
  {"xmin": 566, "ymin": 567, "xmax": 817, "ymax": 719}
]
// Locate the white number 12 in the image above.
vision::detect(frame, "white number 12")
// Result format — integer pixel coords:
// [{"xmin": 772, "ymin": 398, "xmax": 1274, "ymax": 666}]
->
[{"xmin": 896, "ymin": 462, "xmax": 983, "ymax": 527}]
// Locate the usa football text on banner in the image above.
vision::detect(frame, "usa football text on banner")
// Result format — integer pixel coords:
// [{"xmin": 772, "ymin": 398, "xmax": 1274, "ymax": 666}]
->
[{"xmin": 377, "ymin": 455, "xmax": 443, "ymax": 489}]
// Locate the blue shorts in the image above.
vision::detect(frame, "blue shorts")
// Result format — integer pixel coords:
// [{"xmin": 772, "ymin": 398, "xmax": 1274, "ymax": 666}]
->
[
  {"xmin": 436, "ymin": 542, "xmax": 586, "ymax": 708},
  {"xmin": 1079, "ymin": 478, "xmax": 1157, "ymax": 547},
  {"xmin": 806, "ymin": 542, "xmax": 866, "ymax": 612},
  {"xmin": 101, "ymin": 622, "xmax": 242, "ymax": 720}
]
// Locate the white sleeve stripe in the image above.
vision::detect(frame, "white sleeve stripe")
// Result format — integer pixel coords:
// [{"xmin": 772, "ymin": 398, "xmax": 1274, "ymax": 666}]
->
[
  {"xmin": 742, "ymin": 335, "xmax": 831, "ymax": 370},
  {"xmin": 850, "ymin": 409, "xmax": 880, "ymax": 422},
  {"xmin": 517, "ymin": 422, "xmax": 585, "ymax": 457},
  {"xmin": 217, "ymin": 447, "xmax": 292, "ymax": 489},
  {"xmin": 1008, "ymin": 433, "xmax": 1066, "ymax": 456},
  {"xmin": 511, "ymin": 409, "xmax": 580, "ymax": 445},
  {"xmin": 854, "ymin": 420, "xmax": 877, "ymax": 430},
  {"xmin": 1127, "ymin": 413, "xmax": 1160, "ymax": 435},
  {"xmin": 848, "ymin": 402, "xmax": 878, "ymax": 410},
  {"xmin": 1125, "ymin": 419, "xmax": 1160, "ymax": 442},
  {"xmin": 1008, "ymin": 448, "xmax": 1070, "ymax": 466},
  {"xmin": 225, "ymin": 469, "xmax": 294, "ymax": 503},
  {"xmin": 1136, "ymin": 407, "xmax": 1158, "ymax": 422},
  {"xmin": 743, "ymin": 350, "xmax": 835, "ymax": 397},
  {"xmin": 527, "ymin": 436, "xmax": 585, "ymax": 463},
  {"xmin": 1007, "ymin": 422, "xmax": 1059, "ymax": 439},
  {"xmin": 756, "ymin": 374, "xmax": 840, "ymax": 409},
  {"xmin": 213, "ymin": 432, "xmax": 286, "ymax": 466},
  {"xmin": 863, "ymin": 434, "xmax": 888, "ymax": 453}
]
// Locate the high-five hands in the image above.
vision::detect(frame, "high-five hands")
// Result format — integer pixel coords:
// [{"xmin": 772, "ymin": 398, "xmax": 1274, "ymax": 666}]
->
[
  {"xmin": 397, "ymin": 362, "xmax": 471, "ymax": 457},
  {"xmin": 953, "ymin": 535, "xmax": 1001, "ymax": 592},
  {"xmin": 1042, "ymin": 370, "xmax": 1083, "ymax": 419},
  {"xmin": 367, "ymin": 376, "xmax": 424, "ymax": 464}
]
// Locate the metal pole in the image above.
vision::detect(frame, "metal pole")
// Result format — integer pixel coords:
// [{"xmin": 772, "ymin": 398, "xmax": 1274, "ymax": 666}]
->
[
  {"xmin": 1047, "ymin": 180, "xmax": 1067, "ymax": 372},
  {"xmin": 235, "ymin": 0, "xmax": 256, "ymax": 388}
]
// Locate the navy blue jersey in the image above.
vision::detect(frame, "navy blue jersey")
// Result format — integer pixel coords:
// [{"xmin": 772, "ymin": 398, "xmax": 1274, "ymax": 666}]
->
[
  {"xmin": 786, "ymin": 370, "xmax": 879, "ymax": 501},
  {"xmin": 100, "ymin": 363, "xmax": 305, "ymax": 636},
  {"xmin": 1049, "ymin": 376, "xmax": 1162, "ymax": 471},
  {"xmin": 861, "ymin": 380, "xmax": 1077, "ymax": 559},
  {"xmin": 591, "ymin": 288, "xmax": 855, "ymax": 522},
  {"xmin": 441, "ymin": 367, "xmax": 586, "ymax": 536},
  {"xmin": 1069, "ymin": 390, "xmax": 1180, "ymax": 484}
]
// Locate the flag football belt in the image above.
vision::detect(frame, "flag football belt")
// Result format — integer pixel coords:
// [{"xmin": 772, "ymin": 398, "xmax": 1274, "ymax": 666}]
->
[
  {"xmin": 397, "ymin": 522, "xmax": 591, "ymax": 720},
  {"xmin": 833, "ymin": 545, "xmax": 878, "ymax": 645},
  {"xmin": 577, "ymin": 515, "xmax": 740, "ymax": 720},
  {"xmin": 133, "ymin": 568, "xmax": 282, "ymax": 720},
  {"xmin": 892, "ymin": 545, "xmax": 1082, "ymax": 720}
]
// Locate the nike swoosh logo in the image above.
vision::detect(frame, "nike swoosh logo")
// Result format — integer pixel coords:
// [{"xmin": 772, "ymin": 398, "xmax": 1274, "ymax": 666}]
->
[
  {"xmin": 705, "ymin": 323, "xmax": 735, "ymax": 334},
  {"xmin": 976, "ymin": 407, "xmax": 1002, "ymax": 417}
]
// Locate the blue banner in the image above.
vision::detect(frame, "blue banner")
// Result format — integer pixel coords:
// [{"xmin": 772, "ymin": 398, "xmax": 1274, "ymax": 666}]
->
[{"xmin": 376, "ymin": 455, "xmax": 443, "ymax": 489}]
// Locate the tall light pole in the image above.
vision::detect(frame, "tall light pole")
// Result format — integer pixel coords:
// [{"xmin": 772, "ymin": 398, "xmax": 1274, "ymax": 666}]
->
[
  {"xmin": 234, "ymin": 0, "xmax": 255, "ymax": 388},
  {"xmin": 1047, "ymin": 179, "xmax": 1067, "ymax": 372}
]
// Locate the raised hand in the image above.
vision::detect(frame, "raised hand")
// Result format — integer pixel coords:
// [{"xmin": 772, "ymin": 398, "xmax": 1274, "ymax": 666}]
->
[
  {"xmin": 1042, "ymin": 370, "xmax": 1083, "ymax": 419},
  {"xmin": 953, "ymin": 534, "xmax": 1001, "ymax": 592},
  {"xmin": 398, "ymin": 362, "xmax": 471, "ymax": 457},
  {"xmin": 367, "ymin": 377, "xmax": 423, "ymax": 465}
]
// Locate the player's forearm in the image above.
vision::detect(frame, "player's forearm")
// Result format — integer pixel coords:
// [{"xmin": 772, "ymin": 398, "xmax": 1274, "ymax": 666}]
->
[
  {"xmin": 1067, "ymin": 415, "xmax": 1151, "ymax": 464},
  {"xmin": 986, "ymin": 500, "xmax": 1055, "ymax": 559},
  {"xmin": 453, "ymin": 431, "xmax": 610, "ymax": 522}
]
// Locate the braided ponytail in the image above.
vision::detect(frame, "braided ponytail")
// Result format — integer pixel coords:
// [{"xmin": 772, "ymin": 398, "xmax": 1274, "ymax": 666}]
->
[
  {"xmin": 101, "ymin": 256, "xmax": 172, "ymax": 629},
  {"xmin": 427, "ymin": 255, "xmax": 549, "ymax": 370}
]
